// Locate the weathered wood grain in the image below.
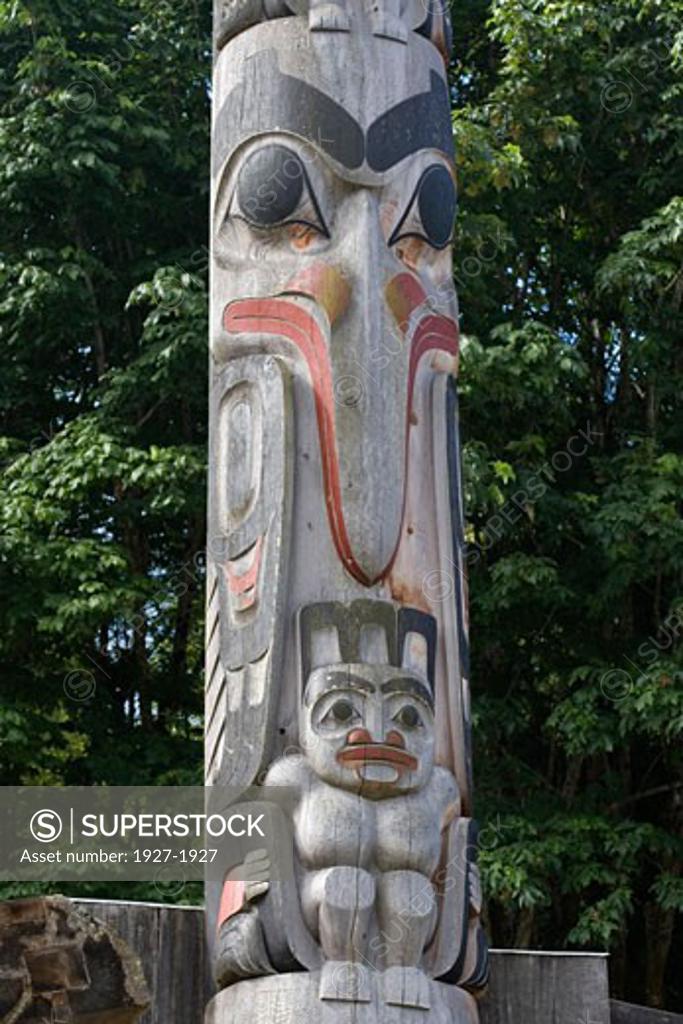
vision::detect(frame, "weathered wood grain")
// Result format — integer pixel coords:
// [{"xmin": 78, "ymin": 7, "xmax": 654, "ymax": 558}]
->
[
  {"xmin": 74, "ymin": 900, "xmax": 212, "ymax": 1024},
  {"xmin": 77, "ymin": 903, "xmax": 617, "ymax": 1024},
  {"xmin": 611, "ymin": 1000, "xmax": 683, "ymax": 1024},
  {"xmin": 207, "ymin": 0, "xmax": 484, "ymax": 1007},
  {"xmin": 479, "ymin": 950, "xmax": 610, "ymax": 1024}
]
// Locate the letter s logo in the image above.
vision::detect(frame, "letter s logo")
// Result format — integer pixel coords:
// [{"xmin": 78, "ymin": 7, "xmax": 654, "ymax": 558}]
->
[{"xmin": 30, "ymin": 809, "xmax": 63, "ymax": 843}]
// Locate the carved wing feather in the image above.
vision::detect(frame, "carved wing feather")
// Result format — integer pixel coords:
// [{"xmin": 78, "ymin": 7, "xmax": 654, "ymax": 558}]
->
[{"xmin": 205, "ymin": 355, "xmax": 291, "ymax": 789}]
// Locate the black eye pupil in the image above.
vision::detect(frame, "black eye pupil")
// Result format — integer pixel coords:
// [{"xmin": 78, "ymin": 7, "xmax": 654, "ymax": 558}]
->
[
  {"xmin": 417, "ymin": 165, "xmax": 456, "ymax": 249},
  {"xmin": 236, "ymin": 144, "xmax": 305, "ymax": 227},
  {"xmin": 399, "ymin": 706, "xmax": 421, "ymax": 728},
  {"xmin": 332, "ymin": 700, "xmax": 354, "ymax": 722}
]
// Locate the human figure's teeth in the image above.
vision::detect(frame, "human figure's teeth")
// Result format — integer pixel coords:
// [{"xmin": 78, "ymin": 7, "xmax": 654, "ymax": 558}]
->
[{"xmin": 359, "ymin": 764, "xmax": 399, "ymax": 784}]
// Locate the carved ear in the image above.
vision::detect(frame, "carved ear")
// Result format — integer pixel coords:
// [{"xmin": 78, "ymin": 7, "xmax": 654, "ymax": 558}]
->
[
  {"xmin": 309, "ymin": 626, "xmax": 342, "ymax": 672},
  {"xmin": 402, "ymin": 629, "xmax": 429, "ymax": 680},
  {"xmin": 299, "ymin": 603, "xmax": 342, "ymax": 686},
  {"xmin": 398, "ymin": 608, "xmax": 437, "ymax": 691},
  {"xmin": 299, "ymin": 600, "xmax": 399, "ymax": 680}
]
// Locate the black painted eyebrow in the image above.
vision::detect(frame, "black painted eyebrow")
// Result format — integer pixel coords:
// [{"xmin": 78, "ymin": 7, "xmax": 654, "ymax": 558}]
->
[
  {"xmin": 213, "ymin": 54, "xmax": 452, "ymax": 177},
  {"xmin": 323, "ymin": 673, "xmax": 375, "ymax": 693},
  {"xmin": 304, "ymin": 672, "xmax": 375, "ymax": 706},
  {"xmin": 381, "ymin": 677, "xmax": 434, "ymax": 707},
  {"xmin": 367, "ymin": 72, "xmax": 453, "ymax": 172},
  {"xmin": 213, "ymin": 51, "xmax": 364, "ymax": 175}
]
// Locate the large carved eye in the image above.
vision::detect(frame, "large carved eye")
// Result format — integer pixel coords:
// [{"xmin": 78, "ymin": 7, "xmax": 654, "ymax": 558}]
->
[
  {"xmin": 233, "ymin": 144, "xmax": 328, "ymax": 236},
  {"xmin": 321, "ymin": 698, "xmax": 361, "ymax": 728},
  {"xmin": 389, "ymin": 164, "xmax": 456, "ymax": 250},
  {"xmin": 392, "ymin": 704, "xmax": 424, "ymax": 730}
]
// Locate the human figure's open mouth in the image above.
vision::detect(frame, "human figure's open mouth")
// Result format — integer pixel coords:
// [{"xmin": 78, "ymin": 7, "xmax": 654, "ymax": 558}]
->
[{"xmin": 337, "ymin": 744, "xmax": 418, "ymax": 771}]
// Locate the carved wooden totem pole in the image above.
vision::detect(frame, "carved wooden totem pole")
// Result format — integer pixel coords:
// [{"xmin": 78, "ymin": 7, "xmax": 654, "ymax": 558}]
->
[{"xmin": 206, "ymin": 0, "xmax": 489, "ymax": 1019}]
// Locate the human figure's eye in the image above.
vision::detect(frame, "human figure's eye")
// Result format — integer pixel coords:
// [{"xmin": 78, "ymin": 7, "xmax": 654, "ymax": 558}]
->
[
  {"xmin": 392, "ymin": 704, "xmax": 424, "ymax": 730},
  {"xmin": 321, "ymin": 698, "xmax": 361, "ymax": 728}
]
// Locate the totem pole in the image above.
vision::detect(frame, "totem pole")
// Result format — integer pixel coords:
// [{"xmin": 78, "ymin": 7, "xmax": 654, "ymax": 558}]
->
[{"xmin": 205, "ymin": 0, "xmax": 489, "ymax": 1018}]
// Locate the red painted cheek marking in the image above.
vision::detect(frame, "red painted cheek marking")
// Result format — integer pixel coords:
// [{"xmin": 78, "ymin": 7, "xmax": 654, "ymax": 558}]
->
[
  {"xmin": 409, "ymin": 313, "xmax": 459, "ymax": 387},
  {"xmin": 385, "ymin": 729, "xmax": 406, "ymax": 749},
  {"xmin": 383, "ymin": 271, "xmax": 460, "ymax": 583},
  {"xmin": 385, "ymin": 273, "xmax": 427, "ymax": 334},
  {"xmin": 283, "ymin": 263, "xmax": 350, "ymax": 326},
  {"xmin": 346, "ymin": 728, "xmax": 373, "ymax": 746},
  {"xmin": 385, "ymin": 270, "xmax": 460, "ymax": 407}
]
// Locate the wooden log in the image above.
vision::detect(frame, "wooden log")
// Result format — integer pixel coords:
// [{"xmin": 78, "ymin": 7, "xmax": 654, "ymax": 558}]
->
[
  {"xmin": 74, "ymin": 900, "xmax": 212, "ymax": 1024},
  {"xmin": 0, "ymin": 896, "xmax": 150, "ymax": 1023}
]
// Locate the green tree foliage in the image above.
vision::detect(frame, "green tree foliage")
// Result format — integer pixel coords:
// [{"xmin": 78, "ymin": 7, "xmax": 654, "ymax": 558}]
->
[
  {"xmin": 453, "ymin": 0, "xmax": 683, "ymax": 1009},
  {"xmin": 0, "ymin": 0, "xmax": 681, "ymax": 1010},
  {"xmin": 0, "ymin": 0, "xmax": 210, "ymax": 789}
]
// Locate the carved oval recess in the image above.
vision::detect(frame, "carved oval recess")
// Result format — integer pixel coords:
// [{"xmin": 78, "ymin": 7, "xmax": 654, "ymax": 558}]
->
[{"xmin": 219, "ymin": 382, "xmax": 263, "ymax": 534}]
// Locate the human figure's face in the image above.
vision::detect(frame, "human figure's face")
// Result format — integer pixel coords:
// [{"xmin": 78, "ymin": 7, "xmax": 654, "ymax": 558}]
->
[{"xmin": 301, "ymin": 663, "xmax": 436, "ymax": 797}]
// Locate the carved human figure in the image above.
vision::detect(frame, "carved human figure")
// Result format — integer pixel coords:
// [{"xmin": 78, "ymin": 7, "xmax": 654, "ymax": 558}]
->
[
  {"xmin": 213, "ymin": 602, "xmax": 487, "ymax": 1013},
  {"xmin": 265, "ymin": 640, "xmax": 459, "ymax": 989}
]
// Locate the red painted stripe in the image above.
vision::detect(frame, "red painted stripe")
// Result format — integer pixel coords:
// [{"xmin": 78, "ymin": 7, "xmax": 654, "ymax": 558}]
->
[
  {"xmin": 409, "ymin": 315, "xmax": 459, "ymax": 407},
  {"xmin": 224, "ymin": 298, "xmax": 369, "ymax": 585},
  {"xmin": 217, "ymin": 879, "xmax": 246, "ymax": 929},
  {"xmin": 226, "ymin": 536, "xmax": 263, "ymax": 595},
  {"xmin": 223, "ymin": 290, "xmax": 459, "ymax": 586}
]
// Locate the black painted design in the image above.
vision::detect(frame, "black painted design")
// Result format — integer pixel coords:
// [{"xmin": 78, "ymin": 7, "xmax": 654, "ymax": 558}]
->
[
  {"xmin": 366, "ymin": 71, "xmax": 452, "ymax": 172},
  {"xmin": 418, "ymin": 164, "xmax": 456, "ymax": 247},
  {"xmin": 397, "ymin": 606, "xmax": 437, "ymax": 690},
  {"xmin": 299, "ymin": 600, "xmax": 438, "ymax": 690},
  {"xmin": 436, "ymin": 818, "xmax": 490, "ymax": 990},
  {"xmin": 235, "ymin": 144, "xmax": 329, "ymax": 234},
  {"xmin": 213, "ymin": 51, "xmax": 364, "ymax": 175},
  {"xmin": 389, "ymin": 163, "xmax": 456, "ymax": 250},
  {"xmin": 237, "ymin": 144, "xmax": 304, "ymax": 225},
  {"xmin": 213, "ymin": 54, "xmax": 453, "ymax": 176},
  {"xmin": 415, "ymin": 6, "xmax": 434, "ymax": 46},
  {"xmin": 446, "ymin": 378, "xmax": 473, "ymax": 797},
  {"xmin": 464, "ymin": 929, "xmax": 491, "ymax": 992}
]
